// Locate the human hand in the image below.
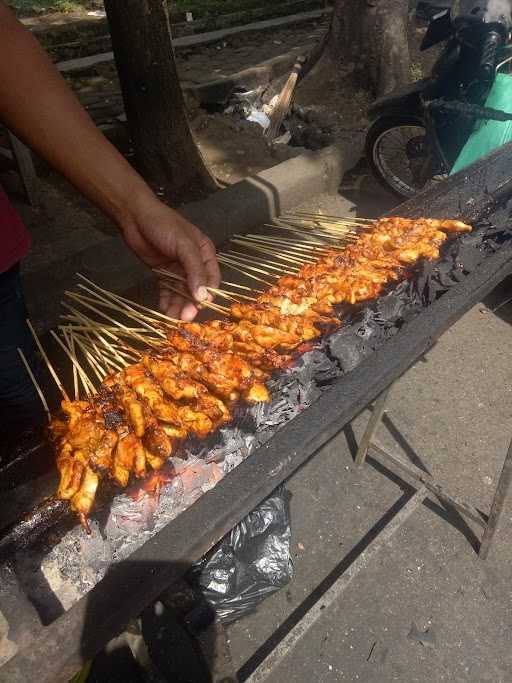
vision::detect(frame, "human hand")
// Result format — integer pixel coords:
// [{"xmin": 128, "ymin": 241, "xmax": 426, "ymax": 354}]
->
[{"xmin": 119, "ymin": 196, "xmax": 220, "ymax": 321}]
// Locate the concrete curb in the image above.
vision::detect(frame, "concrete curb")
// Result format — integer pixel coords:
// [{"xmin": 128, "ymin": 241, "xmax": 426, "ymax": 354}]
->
[
  {"xmin": 57, "ymin": 8, "xmax": 332, "ymax": 73},
  {"xmin": 181, "ymin": 139, "xmax": 362, "ymax": 245}
]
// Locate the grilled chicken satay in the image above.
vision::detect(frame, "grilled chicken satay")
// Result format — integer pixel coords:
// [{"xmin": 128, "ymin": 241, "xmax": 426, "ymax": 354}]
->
[
  {"xmin": 204, "ymin": 319, "xmax": 299, "ymax": 353},
  {"xmin": 176, "ymin": 324, "xmax": 291, "ymax": 371},
  {"xmin": 142, "ymin": 351, "xmax": 232, "ymax": 428},
  {"xmin": 164, "ymin": 334, "xmax": 270, "ymax": 404},
  {"xmin": 181, "ymin": 321, "xmax": 292, "ymax": 367},
  {"xmin": 123, "ymin": 363, "xmax": 214, "ymax": 439},
  {"xmin": 229, "ymin": 302, "xmax": 327, "ymax": 341}
]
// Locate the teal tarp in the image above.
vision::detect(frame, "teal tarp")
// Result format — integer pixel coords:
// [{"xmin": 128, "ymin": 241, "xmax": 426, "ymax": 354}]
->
[{"xmin": 450, "ymin": 73, "xmax": 512, "ymax": 175}]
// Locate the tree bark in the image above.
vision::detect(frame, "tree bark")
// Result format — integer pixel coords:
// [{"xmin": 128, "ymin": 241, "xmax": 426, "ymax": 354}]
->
[
  {"xmin": 330, "ymin": 0, "xmax": 411, "ymax": 98},
  {"xmin": 104, "ymin": 0, "xmax": 215, "ymax": 196}
]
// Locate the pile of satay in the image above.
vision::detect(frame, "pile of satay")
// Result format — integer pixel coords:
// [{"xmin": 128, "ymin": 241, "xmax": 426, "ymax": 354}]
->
[{"xmin": 21, "ymin": 214, "xmax": 471, "ymax": 531}]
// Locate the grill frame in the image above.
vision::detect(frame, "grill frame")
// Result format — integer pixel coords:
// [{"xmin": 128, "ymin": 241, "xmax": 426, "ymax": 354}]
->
[{"xmin": 3, "ymin": 144, "xmax": 512, "ymax": 683}]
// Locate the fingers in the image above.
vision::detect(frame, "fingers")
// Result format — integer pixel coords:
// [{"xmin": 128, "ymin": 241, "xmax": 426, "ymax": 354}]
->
[
  {"xmin": 158, "ymin": 278, "xmax": 199, "ymax": 321},
  {"xmin": 174, "ymin": 235, "xmax": 210, "ymax": 303},
  {"xmin": 199, "ymin": 236, "xmax": 221, "ymax": 289}
]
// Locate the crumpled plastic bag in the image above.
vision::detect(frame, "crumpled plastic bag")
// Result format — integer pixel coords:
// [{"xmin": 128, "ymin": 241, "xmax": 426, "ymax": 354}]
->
[{"xmin": 189, "ymin": 487, "xmax": 293, "ymax": 624}]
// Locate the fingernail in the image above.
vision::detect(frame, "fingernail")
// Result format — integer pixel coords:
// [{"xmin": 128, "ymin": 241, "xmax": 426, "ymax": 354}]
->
[{"xmin": 196, "ymin": 286, "xmax": 208, "ymax": 301}]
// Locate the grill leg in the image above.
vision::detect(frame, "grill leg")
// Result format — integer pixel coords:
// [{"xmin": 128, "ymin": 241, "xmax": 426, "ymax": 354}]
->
[
  {"xmin": 479, "ymin": 435, "xmax": 512, "ymax": 560},
  {"xmin": 355, "ymin": 386, "xmax": 392, "ymax": 466}
]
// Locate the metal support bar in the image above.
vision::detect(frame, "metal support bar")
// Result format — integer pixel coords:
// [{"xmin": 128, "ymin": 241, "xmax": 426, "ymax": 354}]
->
[
  {"xmin": 355, "ymin": 387, "xmax": 391, "ymax": 466},
  {"xmin": 479, "ymin": 437, "xmax": 512, "ymax": 559},
  {"xmin": 356, "ymin": 384, "xmax": 512, "ymax": 560}
]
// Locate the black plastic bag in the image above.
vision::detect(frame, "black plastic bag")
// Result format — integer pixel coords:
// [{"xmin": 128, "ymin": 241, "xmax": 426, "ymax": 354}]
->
[{"xmin": 189, "ymin": 487, "xmax": 293, "ymax": 624}]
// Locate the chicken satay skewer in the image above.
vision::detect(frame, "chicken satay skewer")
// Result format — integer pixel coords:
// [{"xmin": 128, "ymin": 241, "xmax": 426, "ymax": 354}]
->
[
  {"xmin": 26, "ymin": 318, "xmax": 70, "ymax": 401},
  {"xmin": 17, "ymin": 348, "xmax": 51, "ymax": 423}
]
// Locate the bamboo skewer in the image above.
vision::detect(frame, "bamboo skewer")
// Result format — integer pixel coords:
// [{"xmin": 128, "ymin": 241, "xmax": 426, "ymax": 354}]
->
[
  {"xmin": 64, "ymin": 293, "xmax": 162, "ymax": 349},
  {"xmin": 17, "ymin": 348, "xmax": 51, "ymax": 423},
  {"xmin": 61, "ymin": 326, "xmax": 81, "ymax": 399},
  {"xmin": 158, "ymin": 279, "xmax": 231, "ymax": 315},
  {"xmin": 230, "ymin": 240, "xmax": 315, "ymax": 266},
  {"xmin": 224, "ymin": 250, "xmax": 298, "ymax": 275},
  {"xmin": 286, "ymin": 211, "xmax": 375, "ymax": 224},
  {"xmin": 50, "ymin": 330, "xmax": 95, "ymax": 396},
  {"xmin": 152, "ymin": 267, "xmax": 256, "ymax": 304},
  {"xmin": 76, "ymin": 285, "xmax": 167, "ymax": 338},
  {"xmin": 26, "ymin": 318, "xmax": 69, "ymax": 402},
  {"xmin": 218, "ymin": 256, "xmax": 275, "ymax": 287},
  {"xmin": 67, "ymin": 330, "xmax": 111, "ymax": 381},
  {"xmin": 279, "ymin": 220, "xmax": 363, "ymax": 240},
  {"xmin": 219, "ymin": 254, "xmax": 281, "ymax": 279},
  {"xmin": 222, "ymin": 280, "xmax": 264, "ymax": 294},
  {"xmin": 239, "ymin": 234, "xmax": 332, "ymax": 254},
  {"xmin": 77, "ymin": 274, "xmax": 181, "ymax": 328}
]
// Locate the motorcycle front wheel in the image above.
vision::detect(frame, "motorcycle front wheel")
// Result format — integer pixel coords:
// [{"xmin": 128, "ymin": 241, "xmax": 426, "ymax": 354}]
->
[{"xmin": 365, "ymin": 116, "xmax": 446, "ymax": 198}]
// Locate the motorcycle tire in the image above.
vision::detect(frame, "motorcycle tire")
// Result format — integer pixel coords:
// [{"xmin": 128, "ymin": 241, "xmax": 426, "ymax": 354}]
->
[{"xmin": 365, "ymin": 115, "xmax": 434, "ymax": 199}]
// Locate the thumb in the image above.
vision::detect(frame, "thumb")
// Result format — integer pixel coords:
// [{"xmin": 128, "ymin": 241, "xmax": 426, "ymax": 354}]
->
[{"xmin": 176, "ymin": 235, "xmax": 209, "ymax": 302}]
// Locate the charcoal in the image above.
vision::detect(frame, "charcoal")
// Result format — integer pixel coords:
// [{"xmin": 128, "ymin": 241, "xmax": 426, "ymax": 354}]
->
[
  {"xmin": 290, "ymin": 350, "xmax": 340, "ymax": 386},
  {"xmin": 376, "ymin": 293, "xmax": 407, "ymax": 322},
  {"xmin": 328, "ymin": 330, "xmax": 369, "ymax": 373}
]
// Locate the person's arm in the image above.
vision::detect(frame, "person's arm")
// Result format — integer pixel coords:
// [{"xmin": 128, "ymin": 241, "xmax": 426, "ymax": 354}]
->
[{"xmin": 0, "ymin": 2, "xmax": 220, "ymax": 320}]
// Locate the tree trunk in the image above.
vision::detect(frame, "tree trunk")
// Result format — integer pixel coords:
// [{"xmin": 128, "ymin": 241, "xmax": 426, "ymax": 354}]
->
[
  {"xmin": 330, "ymin": 0, "xmax": 411, "ymax": 98},
  {"xmin": 103, "ymin": 0, "xmax": 216, "ymax": 196}
]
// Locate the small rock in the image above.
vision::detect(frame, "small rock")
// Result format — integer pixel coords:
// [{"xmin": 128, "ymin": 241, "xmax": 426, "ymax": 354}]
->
[{"xmin": 408, "ymin": 622, "xmax": 436, "ymax": 649}]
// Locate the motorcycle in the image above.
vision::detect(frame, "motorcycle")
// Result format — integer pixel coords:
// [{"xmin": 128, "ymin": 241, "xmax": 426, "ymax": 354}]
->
[{"xmin": 365, "ymin": 0, "xmax": 512, "ymax": 198}]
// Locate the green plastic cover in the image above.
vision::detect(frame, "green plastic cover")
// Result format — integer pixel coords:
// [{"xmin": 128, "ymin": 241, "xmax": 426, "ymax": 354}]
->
[{"xmin": 450, "ymin": 73, "xmax": 512, "ymax": 175}]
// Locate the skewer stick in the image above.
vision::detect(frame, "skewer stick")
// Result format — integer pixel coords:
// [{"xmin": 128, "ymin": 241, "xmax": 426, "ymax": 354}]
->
[
  {"xmin": 65, "ymin": 292, "xmax": 161, "ymax": 348},
  {"xmin": 230, "ymin": 239, "xmax": 315, "ymax": 265},
  {"xmin": 287, "ymin": 211, "xmax": 375, "ymax": 224},
  {"xmin": 26, "ymin": 318, "xmax": 69, "ymax": 401},
  {"xmin": 60, "ymin": 326, "xmax": 96, "ymax": 397},
  {"xmin": 62, "ymin": 326, "xmax": 79, "ymax": 400},
  {"xmin": 153, "ymin": 267, "xmax": 246, "ymax": 304},
  {"xmin": 77, "ymin": 273, "xmax": 181, "ymax": 327},
  {"xmin": 50, "ymin": 330, "xmax": 95, "ymax": 396},
  {"xmin": 221, "ymin": 280, "xmax": 263, "ymax": 293},
  {"xmin": 158, "ymin": 280, "xmax": 231, "ymax": 315},
  {"xmin": 225, "ymin": 250, "xmax": 298, "ymax": 275},
  {"xmin": 276, "ymin": 217, "xmax": 360, "ymax": 237},
  {"xmin": 218, "ymin": 256, "xmax": 275, "ymax": 286},
  {"xmin": 66, "ymin": 330, "xmax": 110, "ymax": 381},
  {"xmin": 65, "ymin": 308, "xmax": 140, "ymax": 366},
  {"xmin": 17, "ymin": 348, "xmax": 51, "ymax": 423},
  {"xmin": 76, "ymin": 285, "xmax": 167, "ymax": 338},
  {"xmin": 266, "ymin": 221, "xmax": 346, "ymax": 243},
  {"xmin": 241, "ymin": 234, "xmax": 331, "ymax": 253}
]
